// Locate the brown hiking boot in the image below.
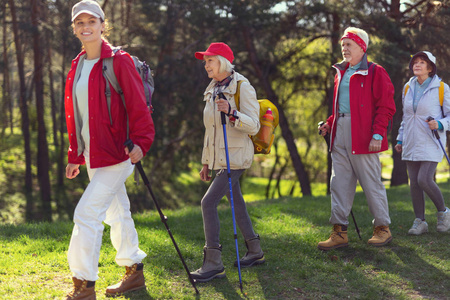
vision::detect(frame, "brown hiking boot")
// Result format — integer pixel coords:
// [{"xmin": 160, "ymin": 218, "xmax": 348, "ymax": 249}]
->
[
  {"xmin": 317, "ymin": 224, "xmax": 348, "ymax": 250},
  {"xmin": 105, "ymin": 263, "xmax": 146, "ymax": 297},
  {"xmin": 368, "ymin": 225, "xmax": 393, "ymax": 246},
  {"xmin": 65, "ymin": 277, "xmax": 96, "ymax": 300}
]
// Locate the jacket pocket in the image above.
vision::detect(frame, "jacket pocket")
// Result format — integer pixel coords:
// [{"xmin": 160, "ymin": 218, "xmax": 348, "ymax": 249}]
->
[
  {"xmin": 218, "ymin": 130, "xmax": 247, "ymax": 168},
  {"xmin": 201, "ymin": 134, "xmax": 210, "ymax": 165}
]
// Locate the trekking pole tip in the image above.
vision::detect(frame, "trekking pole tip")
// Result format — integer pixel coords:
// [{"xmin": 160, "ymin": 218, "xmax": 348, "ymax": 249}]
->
[{"xmin": 240, "ymin": 284, "xmax": 246, "ymax": 296}]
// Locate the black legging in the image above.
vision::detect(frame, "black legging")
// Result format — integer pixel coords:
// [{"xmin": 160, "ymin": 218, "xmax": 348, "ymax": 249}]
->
[{"xmin": 406, "ymin": 161, "xmax": 446, "ymax": 220}]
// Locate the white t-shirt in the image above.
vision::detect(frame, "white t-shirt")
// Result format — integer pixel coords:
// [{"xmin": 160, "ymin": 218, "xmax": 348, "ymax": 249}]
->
[{"xmin": 75, "ymin": 58, "xmax": 100, "ymax": 156}]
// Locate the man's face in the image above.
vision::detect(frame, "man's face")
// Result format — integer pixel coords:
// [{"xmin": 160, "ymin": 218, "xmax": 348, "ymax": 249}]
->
[{"xmin": 341, "ymin": 38, "xmax": 365, "ymax": 66}]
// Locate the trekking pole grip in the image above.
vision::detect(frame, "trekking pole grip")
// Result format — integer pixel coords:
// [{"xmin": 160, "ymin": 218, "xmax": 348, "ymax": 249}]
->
[
  {"xmin": 124, "ymin": 139, "xmax": 134, "ymax": 152},
  {"xmin": 124, "ymin": 139, "xmax": 149, "ymax": 186},
  {"xmin": 217, "ymin": 93, "xmax": 228, "ymax": 125},
  {"xmin": 221, "ymin": 111, "xmax": 227, "ymax": 125},
  {"xmin": 318, "ymin": 121, "xmax": 324, "ymax": 135},
  {"xmin": 426, "ymin": 116, "xmax": 440, "ymax": 139}
]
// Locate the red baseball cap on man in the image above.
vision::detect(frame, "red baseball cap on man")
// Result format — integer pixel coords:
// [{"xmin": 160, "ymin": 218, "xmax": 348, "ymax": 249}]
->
[{"xmin": 195, "ymin": 42, "xmax": 234, "ymax": 63}]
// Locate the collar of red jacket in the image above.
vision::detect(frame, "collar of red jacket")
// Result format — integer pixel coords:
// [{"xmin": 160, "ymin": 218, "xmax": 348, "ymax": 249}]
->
[
  {"xmin": 334, "ymin": 53, "xmax": 369, "ymax": 72},
  {"xmin": 74, "ymin": 39, "xmax": 116, "ymax": 61}
]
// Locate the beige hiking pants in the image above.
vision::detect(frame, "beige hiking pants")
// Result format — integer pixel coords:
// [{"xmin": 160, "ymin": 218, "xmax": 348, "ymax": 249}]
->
[{"xmin": 329, "ymin": 115, "xmax": 391, "ymax": 227}]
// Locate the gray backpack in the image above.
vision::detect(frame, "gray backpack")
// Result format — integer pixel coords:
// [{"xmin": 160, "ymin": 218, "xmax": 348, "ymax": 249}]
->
[{"xmin": 102, "ymin": 48, "xmax": 155, "ymax": 138}]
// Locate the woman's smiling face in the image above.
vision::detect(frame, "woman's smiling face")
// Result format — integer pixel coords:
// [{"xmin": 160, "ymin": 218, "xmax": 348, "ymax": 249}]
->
[{"xmin": 73, "ymin": 13, "xmax": 105, "ymax": 44}]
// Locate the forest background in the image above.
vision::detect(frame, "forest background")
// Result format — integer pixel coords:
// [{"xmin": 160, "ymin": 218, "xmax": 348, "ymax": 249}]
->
[{"xmin": 1, "ymin": 0, "xmax": 450, "ymax": 223}]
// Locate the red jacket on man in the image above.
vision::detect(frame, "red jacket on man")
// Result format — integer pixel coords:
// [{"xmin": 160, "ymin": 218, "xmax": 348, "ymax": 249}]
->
[
  {"xmin": 65, "ymin": 40, "xmax": 155, "ymax": 168},
  {"xmin": 326, "ymin": 54, "xmax": 395, "ymax": 154}
]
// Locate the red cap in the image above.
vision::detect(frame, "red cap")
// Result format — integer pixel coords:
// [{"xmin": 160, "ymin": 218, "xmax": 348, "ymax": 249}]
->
[{"xmin": 195, "ymin": 42, "xmax": 234, "ymax": 63}]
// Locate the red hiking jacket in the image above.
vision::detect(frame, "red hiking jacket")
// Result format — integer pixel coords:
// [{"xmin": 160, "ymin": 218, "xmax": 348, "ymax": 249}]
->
[
  {"xmin": 326, "ymin": 54, "xmax": 395, "ymax": 154},
  {"xmin": 65, "ymin": 40, "xmax": 155, "ymax": 168}
]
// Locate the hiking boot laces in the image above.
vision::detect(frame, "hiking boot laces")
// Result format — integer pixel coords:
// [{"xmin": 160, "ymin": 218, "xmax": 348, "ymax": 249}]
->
[
  {"xmin": 374, "ymin": 226, "xmax": 389, "ymax": 236},
  {"xmin": 121, "ymin": 264, "xmax": 137, "ymax": 282},
  {"xmin": 67, "ymin": 281, "xmax": 87, "ymax": 298},
  {"xmin": 331, "ymin": 231, "xmax": 346, "ymax": 241}
]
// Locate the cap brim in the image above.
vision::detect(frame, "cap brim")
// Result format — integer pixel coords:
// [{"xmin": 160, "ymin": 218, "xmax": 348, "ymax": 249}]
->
[
  {"xmin": 72, "ymin": 10, "xmax": 101, "ymax": 22},
  {"xmin": 195, "ymin": 51, "xmax": 218, "ymax": 60}
]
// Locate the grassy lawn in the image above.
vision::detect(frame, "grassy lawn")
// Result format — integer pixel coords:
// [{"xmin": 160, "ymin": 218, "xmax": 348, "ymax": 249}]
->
[{"xmin": 0, "ymin": 181, "xmax": 449, "ymax": 299}]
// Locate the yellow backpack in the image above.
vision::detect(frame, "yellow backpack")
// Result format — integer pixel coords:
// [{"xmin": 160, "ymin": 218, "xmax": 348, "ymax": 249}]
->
[
  {"xmin": 234, "ymin": 80, "xmax": 279, "ymax": 154},
  {"xmin": 404, "ymin": 81, "xmax": 444, "ymax": 106}
]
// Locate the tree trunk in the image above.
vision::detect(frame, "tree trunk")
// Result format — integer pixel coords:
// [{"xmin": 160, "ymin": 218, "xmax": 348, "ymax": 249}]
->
[
  {"xmin": 274, "ymin": 160, "xmax": 288, "ymax": 198},
  {"xmin": 46, "ymin": 22, "xmax": 58, "ymax": 148},
  {"xmin": 2, "ymin": 1, "xmax": 12, "ymax": 136},
  {"xmin": 387, "ymin": 0, "xmax": 409, "ymax": 187},
  {"xmin": 9, "ymin": 0, "xmax": 34, "ymax": 220},
  {"xmin": 265, "ymin": 142, "xmax": 280, "ymax": 198},
  {"xmin": 241, "ymin": 25, "xmax": 312, "ymax": 196},
  {"xmin": 32, "ymin": 0, "xmax": 52, "ymax": 221},
  {"xmin": 322, "ymin": 12, "xmax": 342, "ymax": 195},
  {"xmin": 57, "ymin": 31, "xmax": 67, "ymax": 188}
]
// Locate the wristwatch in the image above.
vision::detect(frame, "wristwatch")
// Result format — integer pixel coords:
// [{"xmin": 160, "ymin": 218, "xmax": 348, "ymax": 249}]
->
[
  {"xmin": 372, "ymin": 134, "xmax": 383, "ymax": 140},
  {"xmin": 232, "ymin": 110, "xmax": 239, "ymax": 119}
]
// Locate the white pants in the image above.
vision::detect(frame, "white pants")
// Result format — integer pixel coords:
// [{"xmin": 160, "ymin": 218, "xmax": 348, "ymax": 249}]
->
[
  {"xmin": 68, "ymin": 158, "xmax": 146, "ymax": 281},
  {"xmin": 330, "ymin": 115, "xmax": 391, "ymax": 227}
]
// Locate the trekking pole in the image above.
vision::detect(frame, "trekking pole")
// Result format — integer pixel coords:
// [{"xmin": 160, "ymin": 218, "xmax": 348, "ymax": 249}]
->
[
  {"xmin": 219, "ymin": 93, "xmax": 244, "ymax": 293},
  {"xmin": 318, "ymin": 121, "xmax": 362, "ymax": 240},
  {"xmin": 124, "ymin": 140, "xmax": 199, "ymax": 294},
  {"xmin": 426, "ymin": 116, "xmax": 450, "ymax": 165}
]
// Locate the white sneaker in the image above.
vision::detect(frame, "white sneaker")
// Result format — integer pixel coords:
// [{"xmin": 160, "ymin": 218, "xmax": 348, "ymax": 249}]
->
[
  {"xmin": 408, "ymin": 218, "xmax": 428, "ymax": 235},
  {"xmin": 437, "ymin": 207, "xmax": 450, "ymax": 232}
]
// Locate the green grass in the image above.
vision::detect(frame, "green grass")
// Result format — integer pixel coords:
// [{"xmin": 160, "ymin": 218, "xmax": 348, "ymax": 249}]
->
[{"xmin": 0, "ymin": 183, "xmax": 449, "ymax": 299}]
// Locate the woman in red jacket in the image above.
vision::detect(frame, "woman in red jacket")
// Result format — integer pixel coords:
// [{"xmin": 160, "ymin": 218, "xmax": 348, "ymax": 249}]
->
[{"xmin": 64, "ymin": 1, "xmax": 154, "ymax": 299}]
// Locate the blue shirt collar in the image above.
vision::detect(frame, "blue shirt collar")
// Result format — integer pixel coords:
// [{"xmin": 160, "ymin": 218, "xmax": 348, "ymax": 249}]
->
[
  {"xmin": 416, "ymin": 77, "xmax": 432, "ymax": 88},
  {"xmin": 348, "ymin": 60, "xmax": 362, "ymax": 71}
]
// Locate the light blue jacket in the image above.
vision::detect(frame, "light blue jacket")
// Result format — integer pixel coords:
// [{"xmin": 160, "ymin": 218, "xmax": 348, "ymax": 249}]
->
[{"xmin": 397, "ymin": 75, "xmax": 450, "ymax": 162}]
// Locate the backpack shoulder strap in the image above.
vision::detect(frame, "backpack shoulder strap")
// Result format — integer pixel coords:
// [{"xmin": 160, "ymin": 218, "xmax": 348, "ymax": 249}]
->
[
  {"xmin": 404, "ymin": 81, "xmax": 444, "ymax": 115},
  {"xmin": 403, "ymin": 81, "xmax": 442, "ymax": 101},
  {"xmin": 404, "ymin": 84, "xmax": 410, "ymax": 98},
  {"xmin": 439, "ymin": 80, "xmax": 445, "ymax": 117},
  {"xmin": 369, "ymin": 62, "xmax": 376, "ymax": 78},
  {"xmin": 234, "ymin": 80, "xmax": 243, "ymax": 111},
  {"xmin": 103, "ymin": 58, "xmax": 122, "ymax": 95},
  {"xmin": 102, "ymin": 48, "xmax": 129, "ymax": 139},
  {"xmin": 369, "ymin": 62, "xmax": 377, "ymax": 94}
]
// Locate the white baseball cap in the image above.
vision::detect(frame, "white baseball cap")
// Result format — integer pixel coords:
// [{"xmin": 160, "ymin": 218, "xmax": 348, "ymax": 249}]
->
[{"xmin": 72, "ymin": 0, "xmax": 105, "ymax": 22}]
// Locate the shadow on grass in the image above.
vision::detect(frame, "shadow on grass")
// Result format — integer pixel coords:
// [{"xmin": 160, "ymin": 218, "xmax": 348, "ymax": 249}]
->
[
  {"xmin": 241, "ymin": 186, "xmax": 450, "ymax": 299},
  {"xmin": 121, "ymin": 288, "xmax": 154, "ymax": 300},
  {"xmin": 195, "ymin": 276, "xmax": 247, "ymax": 300},
  {"xmin": 0, "ymin": 184, "xmax": 449, "ymax": 299}
]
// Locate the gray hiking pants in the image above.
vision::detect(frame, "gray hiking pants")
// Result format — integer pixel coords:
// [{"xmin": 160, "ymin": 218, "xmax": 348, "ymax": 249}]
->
[{"xmin": 201, "ymin": 169, "xmax": 257, "ymax": 248}]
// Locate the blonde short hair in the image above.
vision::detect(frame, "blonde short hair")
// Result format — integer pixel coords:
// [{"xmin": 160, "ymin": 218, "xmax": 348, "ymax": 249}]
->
[{"xmin": 343, "ymin": 27, "xmax": 369, "ymax": 49}]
